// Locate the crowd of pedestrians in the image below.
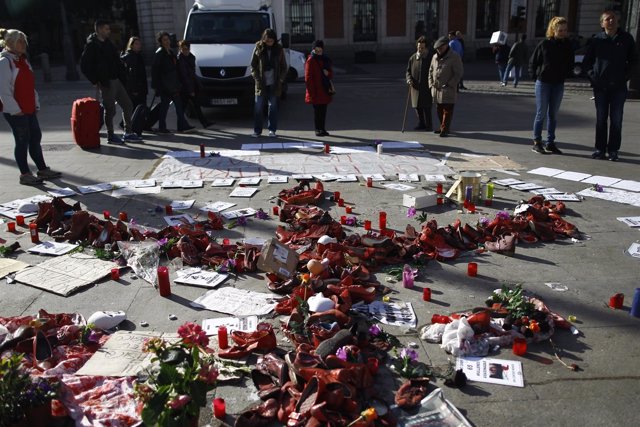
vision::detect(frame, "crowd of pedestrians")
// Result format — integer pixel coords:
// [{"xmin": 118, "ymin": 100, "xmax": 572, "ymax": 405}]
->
[{"xmin": 0, "ymin": 9, "xmax": 637, "ymax": 185}]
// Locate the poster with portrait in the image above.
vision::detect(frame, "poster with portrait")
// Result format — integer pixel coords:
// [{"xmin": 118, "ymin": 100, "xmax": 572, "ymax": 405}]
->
[{"xmin": 456, "ymin": 357, "xmax": 524, "ymax": 387}]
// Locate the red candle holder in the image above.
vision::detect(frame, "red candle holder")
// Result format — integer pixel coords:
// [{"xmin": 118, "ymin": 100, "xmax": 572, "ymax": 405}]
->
[
  {"xmin": 222, "ymin": 238, "xmax": 230, "ymax": 245},
  {"xmin": 364, "ymin": 220, "xmax": 372, "ymax": 231},
  {"xmin": 29, "ymin": 223, "xmax": 39, "ymax": 243},
  {"xmin": 111, "ymin": 268, "xmax": 120, "ymax": 281},
  {"xmin": 103, "ymin": 210, "xmax": 110, "ymax": 220},
  {"xmin": 467, "ymin": 262, "xmax": 478, "ymax": 277},
  {"xmin": 366, "ymin": 177, "xmax": 373, "ymax": 187},
  {"xmin": 15, "ymin": 215, "xmax": 25, "ymax": 226},
  {"xmin": 436, "ymin": 183, "xmax": 443, "ymax": 194},
  {"xmin": 272, "ymin": 205, "xmax": 279, "ymax": 215},
  {"xmin": 512, "ymin": 337, "xmax": 527, "ymax": 356},
  {"xmin": 217, "ymin": 326, "xmax": 229, "ymax": 349},
  {"xmin": 437, "ymin": 197, "xmax": 444, "ymax": 205},
  {"xmin": 468, "ymin": 202, "xmax": 476, "ymax": 213},
  {"xmin": 157, "ymin": 266, "xmax": 171, "ymax": 297},
  {"xmin": 334, "ymin": 191, "xmax": 341, "ymax": 201},
  {"xmin": 6, "ymin": 222, "xmax": 16, "ymax": 232},
  {"xmin": 609, "ymin": 293, "xmax": 624, "ymax": 309},
  {"xmin": 340, "ymin": 216, "xmax": 347, "ymax": 225},
  {"xmin": 423, "ymin": 288, "xmax": 432, "ymax": 302},
  {"xmin": 200, "ymin": 143, "xmax": 205, "ymax": 158},
  {"xmin": 338, "ymin": 198, "xmax": 345, "ymax": 207},
  {"xmin": 379, "ymin": 211, "xmax": 387, "ymax": 230},
  {"xmin": 165, "ymin": 205, "xmax": 173, "ymax": 215},
  {"xmin": 345, "ymin": 206, "xmax": 353, "ymax": 214},
  {"xmin": 324, "ymin": 144, "xmax": 330, "ymax": 154},
  {"xmin": 213, "ymin": 397, "xmax": 226, "ymax": 419},
  {"xmin": 119, "ymin": 212, "xmax": 128, "ymax": 222}
]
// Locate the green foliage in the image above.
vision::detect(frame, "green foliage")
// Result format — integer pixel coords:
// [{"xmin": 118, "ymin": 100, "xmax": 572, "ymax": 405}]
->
[
  {"xmin": 0, "ymin": 353, "xmax": 58, "ymax": 426},
  {"xmin": 485, "ymin": 284, "xmax": 535, "ymax": 319}
]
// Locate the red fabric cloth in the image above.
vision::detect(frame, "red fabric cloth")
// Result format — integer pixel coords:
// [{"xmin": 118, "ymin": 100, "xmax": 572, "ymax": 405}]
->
[
  {"xmin": 304, "ymin": 55, "xmax": 332, "ymax": 105},
  {"xmin": 13, "ymin": 56, "xmax": 36, "ymax": 114}
]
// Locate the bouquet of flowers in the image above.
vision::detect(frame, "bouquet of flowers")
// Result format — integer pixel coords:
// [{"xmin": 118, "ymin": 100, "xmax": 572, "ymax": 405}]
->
[
  {"xmin": 0, "ymin": 353, "xmax": 58, "ymax": 427},
  {"xmin": 135, "ymin": 322, "xmax": 218, "ymax": 427},
  {"xmin": 391, "ymin": 347, "xmax": 431, "ymax": 379}
]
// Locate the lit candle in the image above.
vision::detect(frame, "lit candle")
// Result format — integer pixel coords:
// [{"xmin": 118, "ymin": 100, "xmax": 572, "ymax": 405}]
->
[
  {"xmin": 217, "ymin": 326, "xmax": 229, "ymax": 349},
  {"xmin": 436, "ymin": 183, "xmax": 443, "ymax": 194},
  {"xmin": 200, "ymin": 143, "xmax": 205, "ymax": 158},
  {"xmin": 29, "ymin": 223, "xmax": 39, "ymax": 243},
  {"xmin": 272, "ymin": 206, "xmax": 279, "ymax": 215},
  {"xmin": 111, "ymin": 268, "xmax": 120, "ymax": 281},
  {"xmin": 103, "ymin": 210, "xmax": 110, "ymax": 220},
  {"xmin": 423, "ymin": 288, "xmax": 432, "ymax": 301},
  {"xmin": 7, "ymin": 222, "xmax": 16, "ymax": 232},
  {"xmin": 379, "ymin": 211, "xmax": 387, "ymax": 230},
  {"xmin": 157, "ymin": 266, "xmax": 171, "ymax": 297},
  {"xmin": 119, "ymin": 211, "xmax": 128, "ymax": 222},
  {"xmin": 366, "ymin": 177, "xmax": 373, "ymax": 187},
  {"xmin": 165, "ymin": 205, "xmax": 173, "ymax": 215},
  {"xmin": 213, "ymin": 397, "xmax": 226, "ymax": 419},
  {"xmin": 345, "ymin": 206, "xmax": 353, "ymax": 214},
  {"xmin": 334, "ymin": 191, "xmax": 341, "ymax": 201},
  {"xmin": 338, "ymin": 198, "xmax": 344, "ymax": 207},
  {"xmin": 15, "ymin": 215, "xmax": 25, "ymax": 226},
  {"xmin": 467, "ymin": 262, "xmax": 478, "ymax": 277},
  {"xmin": 340, "ymin": 216, "xmax": 347, "ymax": 225},
  {"xmin": 324, "ymin": 144, "xmax": 330, "ymax": 154},
  {"xmin": 364, "ymin": 220, "xmax": 371, "ymax": 231}
]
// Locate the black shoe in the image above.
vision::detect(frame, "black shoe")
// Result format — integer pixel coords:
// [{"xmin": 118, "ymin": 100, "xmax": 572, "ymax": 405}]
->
[
  {"xmin": 202, "ymin": 121, "xmax": 215, "ymax": 129},
  {"xmin": 608, "ymin": 151, "xmax": 619, "ymax": 161},
  {"xmin": 433, "ymin": 129, "xmax": 441, "ymax": 134},
  {"xmin": 414, "ymin": 124, "xmax": 426, "ymax": 130},
  {"xmin": 155, "ymin": 128, "xmax": 172, "ymax": 134},
  {"xmin": 315, "ymin": 130, "xmax": 325, "ymax": 136},
  {"xmin": 591, "ymin": 150, "xmax": 606, "ymax": 159},
  {"xmin": 544, "ymin": 143, "xmax": 563, "ymax": 154},
  {"xmin": 531, "ymin": 141, "xmax": 548, "ymax": 154},
  {"xmin": 439, "ymin": 131, "xmax": 448, "ymax": 138},
  {"xmin": 320, "ymin": 130, "xmax": 330, "ymax": 136}
]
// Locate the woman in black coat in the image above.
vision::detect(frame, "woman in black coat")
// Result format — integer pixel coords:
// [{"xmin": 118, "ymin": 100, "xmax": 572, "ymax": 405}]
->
[
  {"xmin": 177, "ymin": 39, "xmax": 212, "ymax": 129},
  {"xmin": 151, "ymin": 32, "xmax": 193, "ymax": 133},
  {"xmin": 121, "ymin": 36, "xmax": 148, "ymax": 109}
]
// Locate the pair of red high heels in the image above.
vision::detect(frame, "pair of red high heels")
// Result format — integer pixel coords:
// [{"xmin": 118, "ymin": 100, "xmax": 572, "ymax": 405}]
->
[{"xmin": 218, "ymin": 323, "xmax": 277, "ymax": 359}]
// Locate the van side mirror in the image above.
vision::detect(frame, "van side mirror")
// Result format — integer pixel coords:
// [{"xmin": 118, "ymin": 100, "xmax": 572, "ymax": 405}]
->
[{"xmin": 280, "ymin": 33, "xmax": 290, "ymax": 48}]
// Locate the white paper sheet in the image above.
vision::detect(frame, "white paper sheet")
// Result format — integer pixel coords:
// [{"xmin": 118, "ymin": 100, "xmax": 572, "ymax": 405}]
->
[
  {"xmin": 510, "ymin": 183, "xmax": 544, "ymax": 191},
  {"xmin": 545, "ymin": 193, "xmax": 581, "ymax": 201},
  {"xmin": 456, "ymin": 357, "xmax": 524, "ymax": 387},
  {"xmin": 261, "ymin": 143, "xmax": 284, "ymax": 150},
  {"xmin": 627, "ymin": 242, "xmax": 640, "ymax": 258},
  {"xmin": 77, "ymin": 183, "xmax": 113, "ymax": 194},
  {"xmin": 577, "ymin": 187, "xmax": 640, "ymax": 207},
  {"xmin": 111, "ymin": 186, "xmax": 161, "ymax": 198},
  {"xmin": 47, "ymin": 187, "xmax": 77, "ymax": 197},
  {"xmin": 163, "ymin": 214, "xmax": 195, "ymax": 226},
  {"xmin": 336, "ymin": 174, "xmax": 359, "ymax": 182},
  {"xmin": 221, "ymin": 208, "xmax": 257, "ymax": 219},
  {"xmin": 554, "ymin": 171, "xmax": 592, "ymax": 182},
  {"xmin": 211, "ymin": 178, "xmax": 235, "ymax": 187},
  {"xmin": 200, "ymin": 201, "xmax": 236, "ymax": 212},
  {"xmin": 527, "ymin": 167, "xmax": 564, "ymax": 176},
  {"xmin": 162, "ymin": 179, "xmax": 203, "ymax": 188},
  {"xmin": 398, "ymin": 174, "xmax": 420, "ymax": 182},
  {"xmin": 493, "ymin": 178, "xmax": 524, "ymax": 186},
  {"xmin": 238, "ymin": 177, "xmax": 261, "ymax": 185},
  {"xmin": 267, "ymin": 175, "xmax": 289, "ymax": 183},
  {"xmin": 424, "ymin": 174, "xmax": 447, "ymax": 182},
  {"xmin": 202, "ymin": 316, "xmax": 259, "ymax": 336},
  {"xmin": 111, "ymin": 179, "xmax": 156, "ymax": 188},
  {"xmin": 611, "ymin": 180, "xmax": 640, "ymax": 192},
  {"xmin": 350, "ymin": 301, "xmax": 417, "ymax": 328},
  {"xmin": 0, "ymin": 258, "xmax": 30, "ymax": 279},
  {"xmin": 27, "ymin": 241, "xmax": 78, "ymax": 256},
  {"xmin": 170, "ymin": 200, "xmax": 195, "ymax": 210},
  {"xmin": 229, "ymin": 187, "xmax": 258, "ymax": 197},
  {"xmin": 580, "ymin": 175, "xmax": 621, "ymax": 186},
  {"xmin": 530, "ymin": 187, "xmax": 563, "ymax": 195},
  {"xmin": 382, "ymin": 183, "xmax": 416, "ymax": 191},
  {"xmin": 174, "ymin": 267, "xmax": 228, "ymax": 288},
  {"xmin": 191, "ymin": 287, "xmax": 278, "ymax": 316},
  {"xmin": 363, "ymin": 174, "xmax": 386, "ymax": 181},
  {"xmin": 617, "ymin": 217, "xmax": 640, "ymax": 227},
  {"xmin": 313, "ymin": 173, "xmax": 341, "ymax": 181},
  {"xmin": 291, "ymin": 174, "xmax": 314, "ymax": 179}
]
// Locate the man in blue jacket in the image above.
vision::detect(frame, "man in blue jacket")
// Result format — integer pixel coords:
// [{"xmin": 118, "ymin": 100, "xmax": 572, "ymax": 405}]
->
[{"xmin": 583, "ymin": 10, "xmax": 637, "ymax": 161}]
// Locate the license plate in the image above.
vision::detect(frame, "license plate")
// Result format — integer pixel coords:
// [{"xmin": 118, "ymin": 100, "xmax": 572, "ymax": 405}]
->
[{"xmin": 210, "ymin": 98, "xmax": 238, "ymax": 105}]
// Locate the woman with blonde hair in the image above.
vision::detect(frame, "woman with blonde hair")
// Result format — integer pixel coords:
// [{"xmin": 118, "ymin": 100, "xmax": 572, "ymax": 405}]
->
[
  {"xmin": 0, "ymin": 28, "xmax": 60, "ymax": 185},
  {"xmin": 528, "ymin": 16, "xmax": 574, "ymax": 154}
]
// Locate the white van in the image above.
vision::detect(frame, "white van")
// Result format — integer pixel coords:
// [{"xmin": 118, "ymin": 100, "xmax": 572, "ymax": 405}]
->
[{"xmin": 184, "ymin": 0, "xmax": 306, "ymax": 108}]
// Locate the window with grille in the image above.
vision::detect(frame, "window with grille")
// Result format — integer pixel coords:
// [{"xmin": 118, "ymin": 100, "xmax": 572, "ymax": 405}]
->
[
  {"xmin": 289, "ymin": 0, "xmax": 314, "ymax": 44},
  {"xmin": 475, "ymin": 0, "xmax": 500, "ymax": 39},
  {"xmin": 535, "ymin": 0, "xmax": 560, "ymax": 37},
  {"xmin": 353, "ymin": 0, "xmax": 377, "ymax": 42},
  {"xmin": 415, "ymin": 0, "xmax": 438, "ymax": 41}
]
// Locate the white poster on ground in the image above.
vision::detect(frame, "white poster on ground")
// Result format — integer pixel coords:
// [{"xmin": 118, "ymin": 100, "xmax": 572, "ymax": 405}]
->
[{"xmin": 456, "ymin": 357, "xmax": 524, "ymax": 387}]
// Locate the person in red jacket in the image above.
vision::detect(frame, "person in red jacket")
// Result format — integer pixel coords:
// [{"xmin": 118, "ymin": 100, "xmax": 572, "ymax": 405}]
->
[
  {"xmin": 305, "ymin": 40, "xmax": 333, "ymax": 136},
  {"xmin": 0, "ymin": 28, "xmax": 60, "ymax": 186}
]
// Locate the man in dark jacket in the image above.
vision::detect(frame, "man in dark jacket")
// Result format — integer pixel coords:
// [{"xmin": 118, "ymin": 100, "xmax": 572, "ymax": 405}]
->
[
  {"xmin": 406, "ymin": 36, "xmax": 434, "ymax": 131},
  {"xmin": 502, "ymin": 35, "xmax": 528, "ymax": 87},
  {"xmin": 250, "ymin": 28, "xmax": 287, "ymax": 137},
  {"xmin": 583, "ymin": 10, "xmax": 637, "ymax": 161},
  {"xmin": 80, "ymin": 20, "xmax": 140, "ymax": 144},
  {"xmin": 177, "ymin": 40, "xmax": 212, "ymax": 129}
]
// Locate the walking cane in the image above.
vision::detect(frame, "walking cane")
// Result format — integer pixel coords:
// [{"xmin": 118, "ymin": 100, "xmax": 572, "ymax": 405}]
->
[{"xmin": 401, "ymin": 85, "xmax": 411, "ymax": 133}]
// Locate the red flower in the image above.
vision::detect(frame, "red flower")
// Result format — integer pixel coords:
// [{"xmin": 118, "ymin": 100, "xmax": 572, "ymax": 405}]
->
[
  {"xmin": 167, "ymin": 394, "xmax": 191, "ymax": 410},
  {"xmin": 198, "ymin": 363, "xmax": 219, "ymax": 384},
  {"xmin": 177, "ymin": 322, "xmax": 209, "ymax": 348}
]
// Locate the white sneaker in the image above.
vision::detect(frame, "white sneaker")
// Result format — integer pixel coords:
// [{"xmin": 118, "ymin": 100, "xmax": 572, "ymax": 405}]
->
[{"xmin": 268, "ymin": 131, "xmax": 277, "ymax": 137}]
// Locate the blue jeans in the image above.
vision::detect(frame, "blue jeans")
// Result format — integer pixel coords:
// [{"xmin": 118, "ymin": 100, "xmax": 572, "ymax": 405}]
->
[
  {"xmin": 593, "ymin": 86, "xmax": 627, "ymax": 153},
  {"xmin": 533, "ymin": 81, "xmax": 564, "ymax": 145},
  {"xmin": 158, "ymin": 93, "xmax": 190, "ymax": 131},
  {"xmin": 497, "ymin": 63, "xmax": 507, "ymax": 82},
  {"xmin": 502, "ymin": 64, "xmax": 522, "ymax": 86},
  {"xmin": 254, "ymin": 86, "xmax": 278, "ymax": 134},
  {"xmin": 4, "ymin": 113, "xmax": 46, "ymax": 175}
]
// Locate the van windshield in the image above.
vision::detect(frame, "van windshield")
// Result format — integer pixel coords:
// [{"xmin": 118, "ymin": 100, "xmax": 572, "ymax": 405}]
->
[{"xmin": 186, "ymin": 12, "xmax": 271, "ymax": 44}]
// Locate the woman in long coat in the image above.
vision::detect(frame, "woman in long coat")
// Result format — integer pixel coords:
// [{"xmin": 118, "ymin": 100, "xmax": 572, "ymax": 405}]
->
[
  {"xmin": 305, "ymin": 39, "xmax": 333, "ymax": 136},
  {"xmin": 406, "ymin": 35, "xmax": 433, "ymax": 131},
  {"xmin": 428, "ymin": 36, "xmax": 463, "ymax": 137}
]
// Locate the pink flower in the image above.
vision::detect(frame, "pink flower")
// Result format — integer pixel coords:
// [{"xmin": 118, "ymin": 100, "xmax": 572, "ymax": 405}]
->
[
  {"xmin": 407, "ymin": 207, "xmax": 417, "ymax": 218},
  {"xmin": 495, "ymin": 210, "xmax": 510, "ymax": 220},
  {"xmin": 369, "ymin": 324, "xmax": 382, "ymax": 337},
  {"xmin": 400, "ymin": 347, "xmax": 419, "ymax": 362},
  {"xmin": 142, "ymin": 337, "xmax": 166, "ymax": 353},
  {"xmin": 167, "ymin": 394, "xmax": 191, "ymax": 410},
  {"xmin": 335, "ymin": 346, "xmax": 349, "ymax": 361},
  {"xmin": 255, "ymin": 208, "xmax": 269, "ymax": 220},
  {"xmin": 198, "ymin": 363, "xmax": 219, "ymax": 384},
  {"xmin": 177, "ymin": 322, "xmax": 209, "ymax": 348}
]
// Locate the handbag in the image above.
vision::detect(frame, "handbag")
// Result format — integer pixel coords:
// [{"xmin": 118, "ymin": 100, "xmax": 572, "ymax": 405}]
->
[{"xmin": 328, "ymin": 80, "xmax": 336, "ymax": 95}]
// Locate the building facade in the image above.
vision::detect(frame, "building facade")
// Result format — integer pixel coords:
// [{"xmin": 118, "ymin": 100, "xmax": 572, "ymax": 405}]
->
[{"xmin": 132, "ymin": 1, "xmax": 639, "ymax": 62}]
